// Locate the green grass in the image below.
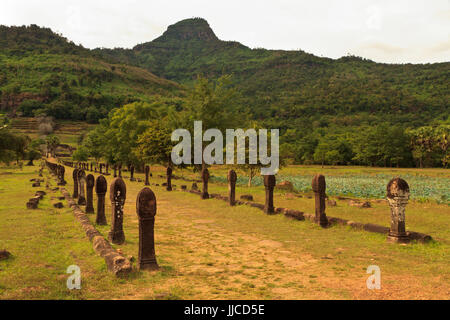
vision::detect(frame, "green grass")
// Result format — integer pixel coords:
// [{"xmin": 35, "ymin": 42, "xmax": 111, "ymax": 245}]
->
[{"xmin": 0, "ymin": 162, "xmax": 449, "ymax": 299}]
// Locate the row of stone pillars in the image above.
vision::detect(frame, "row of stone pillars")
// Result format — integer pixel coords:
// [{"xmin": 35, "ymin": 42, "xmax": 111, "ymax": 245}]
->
[
  {"xmin": 201, "ymin": 170, "xmax": 411, "ymax": 243},
  {"xmin": 71, "ymin": 169, "xmax": 158, "ymax": 270}
]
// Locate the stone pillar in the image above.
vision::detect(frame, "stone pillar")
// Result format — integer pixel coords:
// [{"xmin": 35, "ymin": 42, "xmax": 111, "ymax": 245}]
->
[
  {"xmin": 386, "ymin": 178, "xmax": 410, "ymax": 243},
  {"xmin": 58, "ymin": 165, "xmax": 66, "ymax": 185},
  {"xmin": 145, "ymin": 165, "xmax": 150, "ymax": 186},
  {"xmin": 312, "ymin": 174, "xmax": 328, "ymax": 227},
  {"xmin": 108, "ymin": 177, "xmax": 126, "ymax": 245},
  {"xmin": 136, "ymin": 187, "xmax": 159, "ymax": 270},
  {"xmin": 130, "ymin": 165, "xmax": 135, "ymax": 181},
  {"xmin": 77, "ymin": 170, "xmax": 86, "ymax": 205},
  {"xmin": 72, "ymin": 168, "xmax": 79, "ymax": 198},
  {"xmin": 201, "ymin": 168, "xmax": 209, "ymax": 199},
  {"xmin": 227, "ymin": 169, "xmax": 237, "ymax": 206},
  {"xmin": 264, "ymin": 175, "xmax": 276, "ymax": 214},
  {"xmin": 166, "ymin": 167, "xmax": 172, "ymax": 191},
  {"xmin": 85, "ymin": 174, "xmax": 95, "ymax": 214},
  {"xmin": 95, "ymin": 175, "xmax": 107, "ymax": 225}
]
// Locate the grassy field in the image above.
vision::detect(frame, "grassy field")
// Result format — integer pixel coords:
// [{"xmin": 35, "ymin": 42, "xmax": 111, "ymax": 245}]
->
[{"xmin": 0, "ymin": 162, "xmax": 449, "ymax": 299}]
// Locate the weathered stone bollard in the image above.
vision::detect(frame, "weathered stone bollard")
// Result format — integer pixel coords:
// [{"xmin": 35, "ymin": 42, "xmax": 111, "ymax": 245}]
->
[
  {"xmin": 57, "ymin": 165, "xmax": 66, "ymax": 185},
  {"xmin": 85, "ymin": 174, "xmax": 95, "ymax": 214},
  {"xmin": 77, "ymin": 170, "xmax": 86, "ymax": 205},
  {"xmin": 166, "ymin": 167, "xmax": 172, "ymax": 191},
  {"xmin": 136, "ymin": 187, "xmax": 159, "ymax": 270},
  {"xmin": 72, "ymin": 168, "xmax": 79, "ymax": 198},
  {"xmin": 201, "ymin": 168, "xmax": 209, "ymax": 199},
  {"xmin": 130, "ymin": 165, "xmax": 135, "ymax": 181},
  {"xmin": 108, "ymin": 177, "xmax": 126, "ymax": 245},
  {"xmin": 145, "ymin": 165, "xmax": 150, "ymax": 186},
  {"xmin": 312, "ymin": 174, "xmax": 328, "ymax": 227},
  {"xmin": 386, "ymin": 178, "xmax": 410, "ymax": 243},
  {"xmin": 263, "ymin": 175, "xmax": 276, "ymax": 214},
  {"xmin": 227, "ymin": 170, "xmax": 237, "ymax": 206},
  {"xmin": 95, "ymin": 175, "xmax": 108, "ymax": 225}
]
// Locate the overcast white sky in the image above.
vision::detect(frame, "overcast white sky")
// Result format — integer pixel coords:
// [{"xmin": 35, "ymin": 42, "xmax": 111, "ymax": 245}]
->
[{"xmin": 1, "ymin": 0, "xmax": 449, "ymax": 63}]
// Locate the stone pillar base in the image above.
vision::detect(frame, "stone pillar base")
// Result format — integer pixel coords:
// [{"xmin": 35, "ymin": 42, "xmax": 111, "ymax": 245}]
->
[
  {"xmin": 387, "ymin": 234, "xmax": 410, "ymax": 244},
  {"xmin": 139, "ymin": 259, "xmax": 159, "ymax": 271},
  {"xmin": 109, "ymin": 231, "xmax": 125, "ymax": 245},
  {"xmin": 316, "ymin": 218, "xmax": 330, "ymax": 228}
]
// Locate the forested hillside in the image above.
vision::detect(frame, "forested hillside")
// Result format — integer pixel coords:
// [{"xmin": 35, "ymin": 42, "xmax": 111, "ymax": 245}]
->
[
  {"xmin": 0, "ymin": 24, "xmax": 183, "ymax": 122},
  {"xmin": 97, "ymin": 18, "xmax": 449, "ymax": 129},
  {"xmin": 1, "ymin": 19, "xmax": 448, "ymax": 167}
]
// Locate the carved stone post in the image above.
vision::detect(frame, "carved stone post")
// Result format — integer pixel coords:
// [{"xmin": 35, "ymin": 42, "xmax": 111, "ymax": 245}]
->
[
  {"xmin": 95, "ymin": 175, "xmax": 107, "ymax": 225},
  {"xmin": 264, "ymin": 175, "xmax": 276, "ymax": 214},
  {"xmin": 58, "ymin": 165, "xmax": 66, "ymax": 185},
  {"xmin": 166, "ymin": 167, "xmax": 172, "ymax": 191},
  {"xmin": 227, "ymin": 170, "xmax": 237, "ymax": 206},
  {"xmin": 85, "ymin": 174, "xmax": 95, "ymax": 214},
  {"xmin": 136, "ymin": 187, "xmax": 159, "ymax": 270},
  {"xmin": 108, "ymin": 177, "xmax": 126, "ymax": 245},
  {"xmin": 145, "ymin": 165, "xmax": 150, "ymax": 186},
  {"xmin": 201, "ymin": 168, "xmax": 209, "ymax": 199},
  {"xmin": 77, "ymin": 170, "xmax": 86, "ymax": 205},
  {"xmin": 386, "ymin": 178, "xmax": 410, "ymax": 243},
  {"xmin": 72, "ymin": 168, "xmax": 79, "ymax": 198},
  {"xmin": 312, "ymin": 174, "xmax": 328, "ymax": 227},
  {"xmin": 130, "ymin": 165, "xmax": 135, "ymax": 181}
]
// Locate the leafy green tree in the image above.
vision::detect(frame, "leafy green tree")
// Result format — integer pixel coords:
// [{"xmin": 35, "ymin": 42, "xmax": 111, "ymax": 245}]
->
[
  {"xmin": 72, "ymin": 146, "xmax": 89, "ymax": 162},
  {"xmin": 45, "ymin": 134, "xmax": 60, "ymax": 158},
  {"xmin": 133, "ymin": 120, "xmax": 175, "ymax": 166}
]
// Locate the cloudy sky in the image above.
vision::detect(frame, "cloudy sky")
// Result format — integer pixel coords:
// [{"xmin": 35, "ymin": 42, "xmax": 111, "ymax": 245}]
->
[{"xmin": 1, "ymin": 0, "xmax": 449, "ymax": 64}]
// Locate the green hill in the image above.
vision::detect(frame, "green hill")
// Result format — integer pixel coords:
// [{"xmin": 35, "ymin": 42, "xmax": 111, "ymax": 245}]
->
[
  {"xmin": 0, "ymin": 24, "xmax": 183, "ymax": 122},
  {"xmin": 98, "ymin": 18, "xmax": 449, "ymax": 129},
  {"xmin": 1, "ymin": 19, "xmax": 449, "ymax": 129}
]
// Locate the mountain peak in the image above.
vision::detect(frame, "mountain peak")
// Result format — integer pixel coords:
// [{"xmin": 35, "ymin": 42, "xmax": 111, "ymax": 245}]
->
[{"xmin": 153, "ymin": 18, "xmax": 219, "ymax": 42}]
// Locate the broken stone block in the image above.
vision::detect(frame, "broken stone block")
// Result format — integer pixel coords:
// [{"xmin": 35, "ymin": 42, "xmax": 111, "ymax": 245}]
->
[
  {"xmin": 327, "ymin": 199, "xmax": 337, "ymax": 206},
  {"xmin": 53, "ymin": 202, "xmax": 64, "ymax": 208},
  {"xmin": 349, "ymin": 200, "xmax": 371, "ymax": 208},
  {"xmin": 35, "ymin": 191, "xmax": 46, "ymax": 199},
  {"xmin": 26, "ymin": 197, "xmax": 40, "ymax": 209},
  {"xmin": 276, "ymin": 180, "xmax": 294, "ymax": 191},
  {"xmin": 240, "ymin": 194, "xmax": 254, "ymax": 201},
  {"xmin": 0, "ymin": 250, "xmax": 11, "ymax": 260}
]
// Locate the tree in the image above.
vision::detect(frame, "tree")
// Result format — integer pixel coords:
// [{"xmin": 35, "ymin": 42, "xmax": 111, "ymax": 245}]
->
[
  {"xmin": 434, "ymin": 125, "xmax": 450, "ymax": 168},
  {"xmin": 407, "ymin": 126, "xmax": 436, "ymax": 168},
  {"xmin": 133, "ymin": 120, "xmax": 175, "ymax": 166},
  {"xmin": 72, "ymin": 146, "xmax": 89, "ymax": 162},
  {"xmin": 182, "ymin": 75, "xmax": 245, "ymax": 172},
  {"xmin": 45, "ymin": 134, "xmax": 60, "ymax": 158}
]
